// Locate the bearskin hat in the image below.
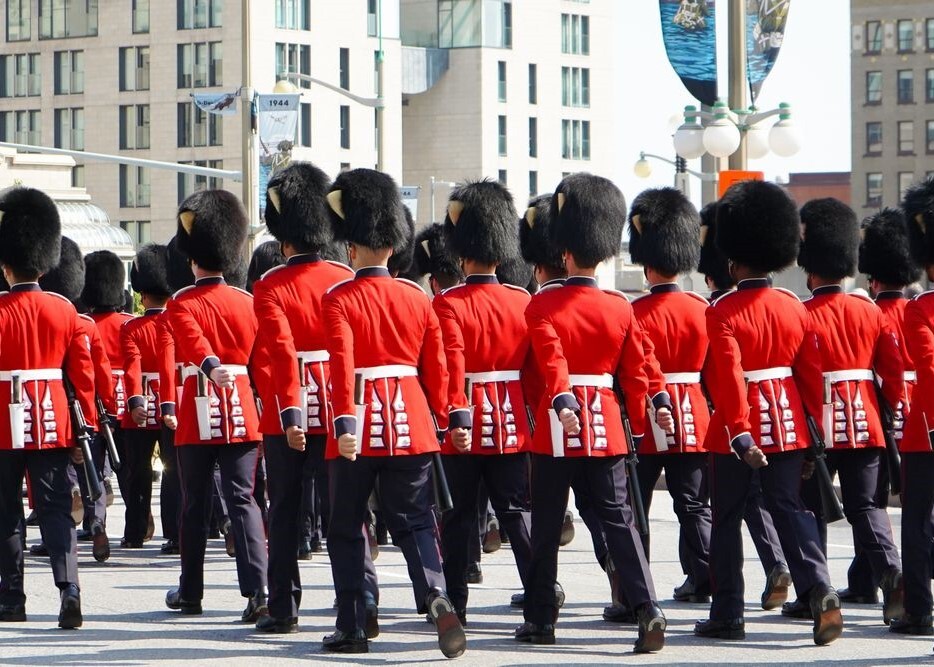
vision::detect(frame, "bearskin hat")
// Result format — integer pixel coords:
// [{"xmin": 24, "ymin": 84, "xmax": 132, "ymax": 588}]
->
[
  {"xmin": 246, "ymin": 241, "xmax": 285, "ymax": 293},
  {"xmin": 327, "ymin": 168, "xmax": 408, "ymax": 251},
  {"xmin": 176, "ymin": 189, "xmax": 249, "ymax": 274},
  {"xmin": 496, "ymin": 254, "xmax": 533, "ymax": 290},
  {"xmin": 225, "ymin": 253, "xmax": 248, "ymax": 289},
  {"xmin": 412, "ymin": 223, "xmax": 462, "ymax": 284},
  {"xmin": 520, "ymin": 195, "xmax": 563, "ymax": 273},
  {"xmin": 903, "ymin": 176, "xmax": 934, "ymax": 267},
  {"xmin": 627, "ymin": 187, "xmax": 700, "ymax": 275},
  {"xmin": 39, "ymin": 236, "xmax": 85, "ymax": 302},
  {"xmin": 130, "ymin": 244, "xmax": 171, "ymax": 298},
  {"xmin": 320, "ymin": 239, "xmax": 350, "ymax": 265},
  {"xmin": 716, "ymin": 180, "xmax": 799, "ymax": 273},
  {"xmin": 0, "ymin": 186, "xmax": 61, "ymax": 277},
  {"xmin": 81, "ymin": 250, "xmax": 126, "ymax": 309},
  {"xmin": 550, "ymin": 173, "xmax": 625, "ymax": 268},
  {"xmin": 165, "ymin": 235, "xmax": 194, "ymax": 292},
  {"xmin": 264, "ymin": 162, "xmax": 333, "ymax": 252},
  {"xmin": 443, "ymin": 179, "xmax": 519, "ymax": 265},
  {"xmin": 697, "ymin": 203, "xmax": 733, "ymax": 291},
  {"xmin": 797, "ymin": 198, "xmax": 859, "ymax": 280},
  {"xmin": 388, "ymin": 205, "xmax": 416, "ymax": 277},
  {"xmin": 859, "ymin": 208, "xmax": 922, "ymax": 286}
]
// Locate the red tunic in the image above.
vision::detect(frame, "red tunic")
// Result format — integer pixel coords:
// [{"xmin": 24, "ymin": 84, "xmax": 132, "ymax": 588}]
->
[
  {"xmin": 632, "ymin": 284, "xmax": 711, "ymax": 455},
  {"xmin": 524, "ymin": 276, "xmax": 655, "ymax": 458},
  {"xmin": 705, "ymin": 279, "xmax": 823, "ymax": 456},
  {"xmin": 323, "ymin": 267, "xmax": 449, "ymax": 459},
  {"xmin": 804, "ymin": 286, "xmax": 904, "ymax": 450},
  {"xmin": 253, "ymin": 254, "xmax": 354, "ymax": 436},
  {"xmin": 0, "ymin": 284, "xmax": 97, "ymax": 450},
  {"xmin": 166, "ymin": 277, "xmax": 261, "ymax": 446},
  {"xmin": 876, "ymin": 292, "xmax": 915, "ymax": 445},
  {"xmin": 902, "ymin": 292, "xmax": 934, "ymax": 453},
  {"xmin": 88, "ymin": 310, "xmax": 134, "ymax": 420},
  {"xmin": 76, "ymin": 314, "xmax": 116, "ymax": 416},
  {"xmin": 156, "ymin": 311, "xmax": 180, "ymax": 416},
  {"xmin": 433, "ymin": 275, "xmax": 534, "ymax": 455},
  {"xmin": 121, "ymin": 308, "xmax": 171, "ymax": 429}
]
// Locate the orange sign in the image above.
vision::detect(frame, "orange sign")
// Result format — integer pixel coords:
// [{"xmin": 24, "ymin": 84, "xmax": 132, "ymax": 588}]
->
[{"xmin": 718, "ymin": 170, "xmax": 765, "ymax": 198}]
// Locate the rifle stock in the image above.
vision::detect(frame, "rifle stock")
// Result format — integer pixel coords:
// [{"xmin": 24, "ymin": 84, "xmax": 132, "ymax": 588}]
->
[
  {"xmin": 623, "ymin": 417, "xmax": 650, "ymax": 537},
  {"xmin": 873, "ymin": 383, "xmax": 902, "ymax": 496},
  {"xmin": 805, "ymin": 414, "xmax": 845, "ymax": 523},
  {"xmin": 69, "ymin": 389, "xmax": 102, "ymax": 504},
  {"xmin": 96, "ymin": 397, "xmax": 121, "ymax": 472},
  {"xmin": 431, "ymin": 452, "xmax": 454, "ymax": 513}
]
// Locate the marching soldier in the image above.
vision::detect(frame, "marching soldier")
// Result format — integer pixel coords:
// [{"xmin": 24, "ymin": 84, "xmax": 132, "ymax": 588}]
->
[
  {"xmin": 516, "ymin": 173, "xmax": 671, "ymax": 652},
  {"xmin": 163, "ymin": 191, "xmax": 268, "ymax": 622},
  {"xmin": 0, "ymin": 187, "xmax": 97, "ymax": 629},
  {"xmin": 433, "ymin": 180, "xmax": 534, "ymax": 623},
  {"xmin": 321, "ymin": 168, "xmax": 466, "ymax": 657},
  {"xmin": 694, "ymin": 181, "xmax": 843, "ymax": 645},
  {"xmin": 414, "ymin": 223, "xmax": 464, "ymax": 295}
]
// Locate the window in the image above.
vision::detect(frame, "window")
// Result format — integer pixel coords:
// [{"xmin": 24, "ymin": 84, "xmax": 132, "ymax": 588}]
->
[
  {"xmin": 373, "ymin": 50, "xmax": 382, "ymax": 94},
  {"xmin": 275, "ymin": 0, "xmax": 309, "ymax": 30},
  {"xmin": 133, "ymin": 0, "xmax": 149, "ymax": 33},
  {"xmin": 438, "ymin": 0, "xmax": 482, "ymax": 48},
  {"xmin": 119, "ymin": 104, "xmax": 150, "ymax": 150},
  {"xmin": 177, "ymin": 102, "xmax": 222, "ymax": 147},
  {"xmin": 72, "ymin": 165, "xmax": 84, "ymax": 187},
  {"xmin": 928, "ymin": 19, "xmax": 934, "ymax": 52},
  {"xmin": 928, "ymin": 120, "xmax": 934, "ymax": 153},
  {"xmin": 866, "ymin": 173, "xmax": 883, "ymax": 207},
  {"xmin": 562, "ymin": 66, "xmax": 590, "ymax": 107},
  {"xmin": 502, "ymin": 2, "xmax": 512, "ymax": 48},
  {"xmin": 866, "ymin": 121, "xmax": 882, "ymax": 155},
  {"xmin": 899, "ymin": 120, "xmax": 914, "ymax": 153},
  {"xmin": 340, "ymin": 48, "xmax": 350, "ymax": 91},
  {"xmin": 39, "ymin": 0, "xmax": 99, "ymax": 39},
  {"xmin": 561, "ymin": 119, "xmax": 590, "ymax": 160},
  {"xmin": 498, "ymin": 169, "xmax": 507, "ymax": 185},
  {"xmin": 54, "ymin": 107, "xmax": 83, "ymax": 150},
  {"xmin": 299, "ymin": 102, "xmax": 311, "ymax": 148},
  {"xmin": 120, "ymin": 221, "xmax": 152, "ymax": 247},
  {"xmin": 928, "ymin": 69, "xmax": 934, "ymax": 102},
  {"xmin": 529, "ymin": 117, "xmax": 537, "ymax": 157},
  {"xmin": 177, "ymin": 0, "xmax": 222, "ymax": 29},
  {"xmin": 899, "ymin": 172, "xmax": 915, "ymax": 199},
  {"xmin": 178, "ymin": 42, "xmax": 222, "ymax": 89},
  {"xmin": 53, "ymin": 50, "xmax": 83, "ymax": 95},
  {"xmin": 497, "ymin": 61, "xmax": 506, "ymax": 102},
  {"xmin": 561, "ymin": 13, "xmax": 589, "ymax": 54},
  {"xmin": 528, "ymin": 63, "xmax": 537, "ymax": 104},
  {"xmin": 275, "ymin": 42, "xmax": 311, "ymax": 88},
  {"xmin": 581, "ymin": 15, "xmax": 590, "ymax": 54},
  {"xmin": 866, "ymin": 71, "xmax": 882, "ymax": 104},
  {"xmin": 0, "ymin": 110, "xmax": 41, "ymax": 144},
  {"xmin": 898, "ymin": 19, "xmax": 914, "ymax": 53},
  {"xmin": 529, "ymin": 170, "xmax": 538, "ymax": 196},
  {"xmin": 865, "ymin": 20, "xmax": 882, "ymax": 54},
  {"xmin": 0, "ymin": 54, "xmax": 41, "ymax": 98},
  {"xmin": 340, "ymin": 105, "xmax": 350, "ymax": 149},
  {"xmin": 367, "ymin": 0, "xmax": 377, "ymax": 37},
  {"xmin": 177, "ymin": 160, "xmax": 222, "ymax": 203},
  {"xmin": 6, "ymin": 0, "xmax": 31, "ymax": 41},
  {"xmin": 898, "ymin": 70, "xmax": 914, "ymax": 104},
  {"xmin": 120, "ymin": 47, "xmax": 150, "ymax": 92},
  {"xmin": 498, "ymin": 115, "xmax": 507, "ymax": 155},
  {"xmin": 119, "ymin": 165, "xmax": 151, "ymax": 208}
]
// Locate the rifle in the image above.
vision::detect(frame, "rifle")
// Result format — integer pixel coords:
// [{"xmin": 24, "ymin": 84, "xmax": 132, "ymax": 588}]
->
[
  {"xmin": 431, "ymin": 452, "xmax": 454, "ymax": 514},
  {"xmin": 95, "ymin": 397, "xmax": 121, "ymax": 472},
  {"xmin": 804, "ymin": 414, "xmax": 845, "ymax": 523},
  {"xmin": 65, "ymin": 380, "xmax": 102, "ymax": 503},
  {"xmin": 873, "ymin": 383, "xmax": 902, "ymax": 496},
  {"xmin": 622, "ymin": 417, "xmax": 650, "ymax": 537}
]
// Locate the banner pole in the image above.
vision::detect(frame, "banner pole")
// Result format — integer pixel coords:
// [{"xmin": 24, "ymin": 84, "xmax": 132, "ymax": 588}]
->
[{"xmin": 727, "ymin": 0, "xmax": 748, "ymax": 171}]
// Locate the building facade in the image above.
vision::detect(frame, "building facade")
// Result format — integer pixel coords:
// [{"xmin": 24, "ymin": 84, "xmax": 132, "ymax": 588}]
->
[{"xmin": 851, "ymin": 0, "xmax": 934, "ymax": 212}]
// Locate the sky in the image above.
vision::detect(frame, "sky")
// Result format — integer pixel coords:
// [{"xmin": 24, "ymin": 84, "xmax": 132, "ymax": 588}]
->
[{"xmin": 612, "ymin": 0, "xmax": 851, "ymax": 207}]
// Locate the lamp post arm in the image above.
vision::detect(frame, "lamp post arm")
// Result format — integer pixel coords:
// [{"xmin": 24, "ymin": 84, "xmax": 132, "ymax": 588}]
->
[
  {"xmin": 738, "ymin": 106, "xmax": 786, "ymax": 128},
  {"xmin": 639, "ymin": 152, "xmax": 716, "ymax": 182},
  {"xmin": 286, "ymin": 72, "xmax": 384, "ymax": 108}
]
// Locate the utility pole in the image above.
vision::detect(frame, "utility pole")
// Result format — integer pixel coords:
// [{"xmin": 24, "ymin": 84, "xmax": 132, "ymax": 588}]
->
[
  {"xmin": 375, "ymin": 0, "xmax": 386, "ymax": 172},
  {"xmin": 728, "ymin": 0, "xmax": 748, "ymax": 171},
  {"xmin": 241, "ymin": 0, "xmax": 257, "ymax": 227}
]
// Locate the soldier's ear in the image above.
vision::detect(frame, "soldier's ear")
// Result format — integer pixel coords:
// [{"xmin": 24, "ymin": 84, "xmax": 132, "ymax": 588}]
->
[{"xmin": 327, "ymin": 190, "xmax": 345, "ymax": 220}]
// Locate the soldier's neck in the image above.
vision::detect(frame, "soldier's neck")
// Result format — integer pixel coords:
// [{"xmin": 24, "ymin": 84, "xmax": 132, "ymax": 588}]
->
[
  {"xmin": 808, "ymin": 275, "xmax": 842, "ymax": 292},
  {"xmin": 462, "ymin": 260, "xmax": 496, "ymax": 276},
  {"xmin": 645, "ymin": 268, "xmax": 678, "ymax": 287}
]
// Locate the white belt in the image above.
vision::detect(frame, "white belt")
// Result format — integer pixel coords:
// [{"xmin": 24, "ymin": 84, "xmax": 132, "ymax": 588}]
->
[
  {"xmin": 356, "ymin": 365, "xmax": 418, "ymax": 381},
  {"xmin": 568, "ymin": 373, "xmax": 614, "ymax": 389},
  {"xmin": 0, "ymin": 369, "xmax": 63, "ymax": 382},
  {"xmin": 664, "ymin": 372, "xmax": 701, "ymax": 384},
  {"xmin": 112, "ymin": 370, "xmax": 125, "ymax": 376},
  {"xmin": 744, "ymin": 367, "xmax": 792, "ymax": 383},
  {"xmin": 142, "ymin": 372, "xmax": 159, "ymax": 384},
  {"xmin": 823, "ymin": 369, "xmax": 874, "ymax": 383},
  {"xmin": 905, "ymin": 371, "xmax": 917, "ymax": 383},
  {"xmin": 181, "ymin": 364, "xmax": 249, "ymax": 381},
  {"xmin": 297, "ymin": 350, "xmax": 330, "ymax": 364},
  {"xmin": 465, "ymin": 370, "xmax": 520, "ymax": 386}
]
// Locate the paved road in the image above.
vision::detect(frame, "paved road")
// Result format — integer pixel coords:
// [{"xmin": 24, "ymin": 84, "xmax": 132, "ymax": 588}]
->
[{"xmin": 1, "ymin": 484, "xmax": 930, "ymax": 665}]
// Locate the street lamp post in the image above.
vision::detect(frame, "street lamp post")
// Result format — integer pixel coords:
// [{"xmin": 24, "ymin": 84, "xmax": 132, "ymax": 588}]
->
[
  {"xmin": 634, "ymin": 151, "xmax": 718, "ymax": 203},
  {"xmin": 430, "ymin": 176, "xmax": 457, "ymax": 223},
  {"xmin": 672, "ymin": 102, "xmax": 800, "ymax": 162},
  {"xmin": 241, "ymin": 0, "xmax": 257, "ymax": 228},
  {"xmin": 727, "ymin": 0, "xmax": 748, "ymax": 170}
]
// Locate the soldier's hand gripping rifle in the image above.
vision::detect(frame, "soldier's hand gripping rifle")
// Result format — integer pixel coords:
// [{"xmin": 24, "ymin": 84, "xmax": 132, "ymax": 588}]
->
[
  {"xmin": 95, "ymin": 396, "xmax": 121, "ymax": 472},
  {"xmin": 804, "ymin": 414, "xmax": 845, "ymax": 523},
  {"xmin": 64, "ymin": 378, "xmax": 102, "ymax": 503},
  {"xmin": 873, "ymin": 383, "xmax": 902, "ymax": 496}
]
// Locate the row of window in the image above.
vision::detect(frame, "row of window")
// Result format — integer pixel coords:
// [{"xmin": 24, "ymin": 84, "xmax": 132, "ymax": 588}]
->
[
  {"xmin": 494, "ymin": 61, "xmax": 588, "ymax": 108},
  {"xmin": 865, "ymin": 171, "xmax": 932, "ymax": 208},
  {"xmin": 865, "ymin": 69, "xmax": 934, "ymax": 105},
  {"xmin": 865, "ymin": 119, "xmax": 934, "ymax": 156},
  {"xmin": 863, "ymin": 18, "xmax": 934, "ymax": 55},
  {"xmin": 495, "ymin": 115, "xmax": 589, "ymax": 161},
  {"xmin": 561, "ymin": 13, "xmax": 590, "ymax": 55},
  {"xmin": 494, "ymin": 170, "xmax": 540, "ymax": 197}
]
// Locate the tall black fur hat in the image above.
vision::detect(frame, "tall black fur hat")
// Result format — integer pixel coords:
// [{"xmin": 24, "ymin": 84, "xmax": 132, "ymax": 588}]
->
[
  {"xmin": 39, "ymin": 236, "xmax": 84, "ymax": 302},
  {"xmin": 412, "ymin": 223, "xmax": 462, "ymax": 283},
  {"xmin": 519, "ymin": 195, "xmax": 563, "ymax": 273},
  {"xmin": 716, "ymin": 180, "xmax": 799, "ymax": 273},
  {"xmin": 225, "ymin": 254, "xmax": 248, "ymax": 289},
  {"xmin": 496, "ymin": 254, "xmax": 533, "ymax": 289},
  {"xmin": 166, "ymin": 235, "xmax": 194, "ymax": 292},
  {"xmin": 82, "ymin": 250, "xmax": 126, "ymax": 309},
  {"xmin": 550, "ymin": 173, "xmax": 625, "ymax": 268},
  {"xmin": 798, "ymin": 198, "xmax": 859, "ymax": 280},
  {"xmin": 443, "ymin": 179, "xmax": 518, "ymax": 264},
  {"xmin": 388, "ymin": 205, "xmax": 416, "ymax": 277},
  {"xmin": 264, "ymin": 162, "xmax": 333, "ymax": 252},
  {"xmin": 859, "ymin": 208, "xmax": 922, "ymax": 286},
  {"xmin": 903, "ymin": 176, "xmax": 934, "ymax": 267},
  {"xmin": 628, "ymin": 187, "xmax": 700, "ymax": 275},
  {"xmin": 697, "ymin": 203, "xmax": 733, "ymax": 291},
  {"xmin": 176, "ymin": 189, "xmax": 248, "ymax": 274},
  {"xmin": 320, "ymin": 239, "xmax": 350, "ymax": 265},
  {"xmin": 130, "ymin": 244, "xmax": 171, "ymax": 298},
  {"xmin": 246, "ymin": 241, "xmax": 285, "ymax": 293},
  {"xmin": 327, "ymin": 168, "xmax": 408, "ymax": 250},
  {"xmin": 0, "ymin": 186, "xmax": 61, "ymax": 276}
]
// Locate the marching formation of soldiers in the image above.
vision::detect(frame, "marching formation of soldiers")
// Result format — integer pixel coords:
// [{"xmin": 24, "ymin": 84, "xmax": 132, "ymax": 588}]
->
[{"xmin": 2, "ymin": 164, "xmax": 934, "ymax": 657}]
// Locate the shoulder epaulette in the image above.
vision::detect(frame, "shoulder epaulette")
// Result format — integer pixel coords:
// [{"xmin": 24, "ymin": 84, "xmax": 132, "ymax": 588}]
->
[
  {"xmin": 711, "ymin": 289, "xmax": 740, "ymax": 307},
  {"xmin": 396, "ymin": 277, "xmax": 430, "ymax": 297},
  {"xmin": 775, "ymin": 287, "xmax": 801, "ymax": 302},
  {"xmin": 536, "ymin": 283, "xmax": 563, "ymax": 294},
  {"xmin": 439, "ymin": 283, "xmax": 466, "ymax": 296},
  {"xmin": 630, "ymin": 291, "xmax": 650, "ymax": 303},
  {"xmin": 326, "ymin": 260, "xmax": 354, "ymax": 274},
  {"xmin": 230, "ymin": 286, "xmax": 253, "ymax": 299},
  {"xmin": 602, "ymin": 288, "xmax": 631, "ymax": 302},
  {"xmin": 686, "ymin": 291, "xmax": 708, "ymax": 305},
  {"xmin": 848, "ymin": 292, "xmax": 876, "ymax": 306},
  {"xmin": 78, "ymin": 313, "xmax": 95, "ymax": 324},
  {"xmin": 260, "ymin": 264, "xmax": 288, "ymax": 280},
  {"xmin": 172, "ymin": 285, "xmax": 196, "ymax": 299},
  {"xmin": 325, "ymin": 278, "xmax": 354, "ymax": 295},
  {"xmin": 46, "ymin": 291, "xmax": 77, "ymax": 309},
  {"xmin": 502, "ymin": 283, "xmax": 530, "ymax": 296}
]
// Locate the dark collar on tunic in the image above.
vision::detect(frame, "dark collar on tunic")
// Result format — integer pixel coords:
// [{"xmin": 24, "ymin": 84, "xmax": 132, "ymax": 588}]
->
[
  {"xmin": 287, "ymin": 253, "xmax": 321, "ymax": 266},
  {"xmin": 355, "ymin": 266, "xmax": 391, "ymax": 279},
  {"xmin": 564, "ymin": 276, "xmax": 599, "ymax": 288},
  {"xmin": 10, "ymin": 282, "xmax": 40, "ymax": 293},
  {"xmin": 650, "ymin": 283, "xmax": 681, "ymax": 295},
  {"xmin": 195, "ymin": 276, "xmax": 225, "ymax": 287},
  {"xmin": 144, "ymin": 308, "xmax": 165, "ymax": 316},
  {"xmin": 737, "ymin": 278, "xmax": 771, "ymax": 291},
  {"xmin": 465, "ymin": 274, "xmax": 499, "ymax": 285},
  {"xmin": 875, "ymin": 290, "xmax": 905, "ymax": 301},
  {"xmin": 811, "ymin": 285, "xmax": 843, "ymax": 296}
]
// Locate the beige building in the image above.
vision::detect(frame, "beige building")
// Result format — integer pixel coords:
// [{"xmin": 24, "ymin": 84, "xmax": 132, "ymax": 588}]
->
[
  {"xmin": 851, "ymin": 1, "xmax": 934, "ymax": 213},
  {"xmin": 0, "ymin": 0, "xmax": 404, "ymax": 242}
]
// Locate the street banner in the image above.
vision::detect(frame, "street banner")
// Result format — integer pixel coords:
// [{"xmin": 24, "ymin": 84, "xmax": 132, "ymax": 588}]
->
[
  {"xmin": 659, "ymin": 0, "xmax": 718, "ymax": 107},
  {"xmin": 191, "ymin": 91, "xmax": 239, "ymax": 115},
  {"xmin": 746, "ymin": 0, "xmax": 790, "ymax": 102},
  {"xmin": 256, "ymin": 93, "xmax": 301, "ymax": 216}
]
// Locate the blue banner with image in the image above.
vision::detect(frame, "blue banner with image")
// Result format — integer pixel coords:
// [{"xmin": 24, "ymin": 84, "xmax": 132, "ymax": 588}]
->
[{"xmin": 659, "ymin": 0, "xmax": 718, "ymax": 107}]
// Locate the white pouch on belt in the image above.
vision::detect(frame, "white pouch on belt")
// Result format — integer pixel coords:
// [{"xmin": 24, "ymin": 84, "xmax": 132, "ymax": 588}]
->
[
  {"xmin": 821, "ymin": 403, "xmax": 834, "ymax": 450},
  {"xmin": 195, "ymin": 395, "xmax": 213, "ymax": 441},
  {"xmin": 354, "ymin": 404, "xmax": 366, "ymax": 451},
  {"xmin": 9, "ymin": 373, "xmax": 25, "ymax": 449}
]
